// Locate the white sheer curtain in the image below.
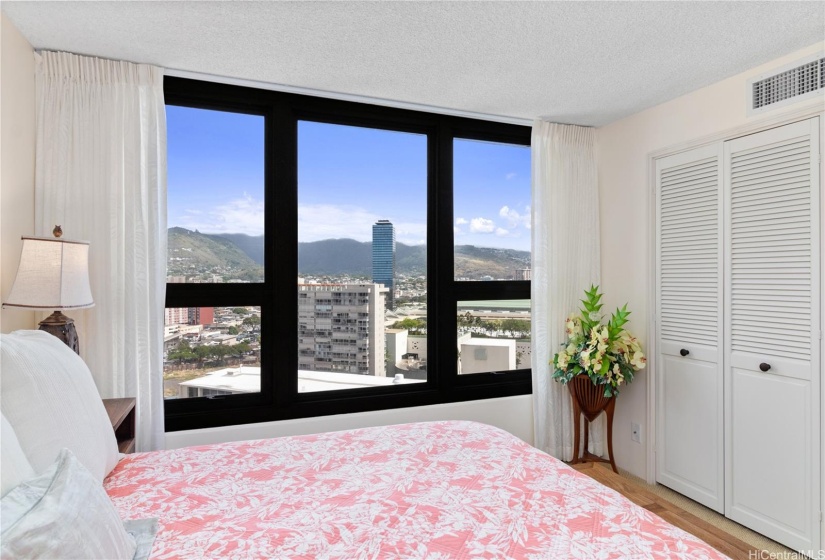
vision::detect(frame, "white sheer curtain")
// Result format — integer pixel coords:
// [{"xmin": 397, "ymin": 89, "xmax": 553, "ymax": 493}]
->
[
  {"xmin": 531, "ymin": 120, "xmax": 604, "ymax": 461},
  {"xmin": 34, "ymin": 51, "xmax": 166, "ymax": 452}
]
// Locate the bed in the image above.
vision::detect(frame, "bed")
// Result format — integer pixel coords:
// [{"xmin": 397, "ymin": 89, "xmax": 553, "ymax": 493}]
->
[
  {"xmin": 1, "ymin": 331, "xmax": 726, "ymax": 559},
  {"xmin": 104, "ymin": 420, "xmax": 727, "ymax": 559}
]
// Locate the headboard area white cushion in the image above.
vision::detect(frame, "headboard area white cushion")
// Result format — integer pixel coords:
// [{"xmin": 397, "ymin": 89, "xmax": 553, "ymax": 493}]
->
[
  {"xmin": 0, "ymin": 330, "xmax": 119, "ymax": 481},
  {"xmin": 0, "ymin": 413, "xmax": 35, "ymax": 498}
]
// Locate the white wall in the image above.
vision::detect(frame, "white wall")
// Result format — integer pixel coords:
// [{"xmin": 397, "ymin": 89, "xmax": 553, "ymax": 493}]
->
[
  {"xmin": 597, "ymin": 39, "xmax": 824, "ymax": 522},
  {"xmin": 166, "ymin": 394, "xmax": 533, "ymax": 448},
  {"xmin": 0, "ymin": 13, "xmax": 36, "ymax": 333}
]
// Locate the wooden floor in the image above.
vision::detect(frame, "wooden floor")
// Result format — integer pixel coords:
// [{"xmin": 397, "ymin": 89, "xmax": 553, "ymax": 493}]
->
[{"xmin": 572, "ymin": 461, "xmax": 757, "ymax": 560}]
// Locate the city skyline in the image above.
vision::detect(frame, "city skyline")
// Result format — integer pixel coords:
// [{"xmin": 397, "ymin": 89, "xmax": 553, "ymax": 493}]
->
[{"xmin": 167, "ymin": 106, "xmax": 532, "ymax": 251}]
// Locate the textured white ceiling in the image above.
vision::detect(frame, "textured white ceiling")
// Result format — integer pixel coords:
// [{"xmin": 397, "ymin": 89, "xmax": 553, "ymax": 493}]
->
[{"xmin": 3, "ymin": 1, "xmax": 823, "ymax": 126}]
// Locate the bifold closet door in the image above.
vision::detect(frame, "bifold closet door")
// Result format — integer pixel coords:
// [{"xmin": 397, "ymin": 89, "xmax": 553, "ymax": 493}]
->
[
  {"xmin": 655, "ymin": 144, "xmax": 724, "ymax": 513},
  {"xmin": 724, "ymin": 117, "xmax": 821, "ymax": 551}
]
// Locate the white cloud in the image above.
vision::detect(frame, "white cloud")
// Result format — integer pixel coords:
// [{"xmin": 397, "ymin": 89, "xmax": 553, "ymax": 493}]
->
[
  {"xmin": 469, "ymin": 217, "xmax": 496, "ymax": 233},
  {"xmin": 505, "ymin": 172, "xmax": 517, "ymax": 180},
  {"xmin": 455, "ymin": 217, "xmax": 468, "ymax": 225},
  {"xmin": 499, "ymin": 205, "xmax": 531, "ymax": 229},
  {"xmin": 454, "ymin": 226, "xmax": 463, "ymax": 236},
  {"xmin": 297, "ymin": 204, "xmax": 426, "ymax": 245},
  {"xmin": 495, "ymin": 227, "xmax": 509, "ymax": 237},
  {"xmin": 173, "ymin": 194, "xmax": 265, "ymax": 236}
]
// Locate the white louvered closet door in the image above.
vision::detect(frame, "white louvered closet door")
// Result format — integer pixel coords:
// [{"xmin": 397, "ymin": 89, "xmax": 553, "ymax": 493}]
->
[
  {"xmin": 724, "ymin": 117, "xmax": 821, "ymax": 552},
  {"xmin": 655, "ymin": 144, "xmax": 724, "ymax": 513}
]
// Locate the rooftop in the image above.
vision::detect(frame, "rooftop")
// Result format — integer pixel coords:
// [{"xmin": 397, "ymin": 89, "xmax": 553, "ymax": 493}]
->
[{"xmin": 178, "ymin": 366, "xmax": 424, "ymax": 395}]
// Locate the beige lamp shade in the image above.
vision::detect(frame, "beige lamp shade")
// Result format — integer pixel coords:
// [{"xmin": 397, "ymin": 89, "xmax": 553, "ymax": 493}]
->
[{"xmin": 2, "ymin": 236, "xmax": 94, "ymax": 310}]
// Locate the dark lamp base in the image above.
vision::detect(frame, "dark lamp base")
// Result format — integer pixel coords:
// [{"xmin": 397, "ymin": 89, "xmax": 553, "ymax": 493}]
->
[{"xmin": 38, "ymin": 310, "xmax": 80, "ymax": 355}]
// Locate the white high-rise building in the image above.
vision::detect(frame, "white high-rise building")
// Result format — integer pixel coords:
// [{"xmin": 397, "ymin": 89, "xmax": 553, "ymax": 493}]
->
[
  {"xmin": 298, "ymin": 283, "xmax": 387, "ymax": 376},
  {"xmin": 515, "ymin": 268, "xmax": 531, "ymax": 281}
]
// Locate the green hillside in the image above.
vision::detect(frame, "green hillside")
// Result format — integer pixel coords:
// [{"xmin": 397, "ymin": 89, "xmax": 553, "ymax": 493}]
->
[
  {"xmin": 167, "ymin": 228, "xmax": 530, "ymax": 281},
  {"xmin": 168, "ymin": 227, "xmax": 263, "ymax": 281}
]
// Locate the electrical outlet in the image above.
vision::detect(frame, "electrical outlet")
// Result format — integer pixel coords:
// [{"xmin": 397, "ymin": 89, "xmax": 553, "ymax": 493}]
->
[{"xmin": 631, "ymin": 422, "xmax": 642, "ymax": 444}]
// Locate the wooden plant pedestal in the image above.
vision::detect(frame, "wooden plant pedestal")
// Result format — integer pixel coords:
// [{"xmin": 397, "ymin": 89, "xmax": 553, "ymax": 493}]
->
[{"xmin": 568, "ymin": 374, "xmax": 618, "ymax": 473}]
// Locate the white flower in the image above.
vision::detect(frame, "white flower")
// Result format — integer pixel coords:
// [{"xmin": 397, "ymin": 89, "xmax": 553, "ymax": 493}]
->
[
  {"xmin": 565, "ymin": 316, "xmax": 583, "ymax": 339},
  {"xmin": 589, "ymin": 327, "xmax": 601, "ymax": 344},
  {"xmin": 630, "ymin": 352, "xmax": 647, "ymax": 370},
  {"xmin": 556, "ymin": 351, "xmax": 569, "ymax": 370}
]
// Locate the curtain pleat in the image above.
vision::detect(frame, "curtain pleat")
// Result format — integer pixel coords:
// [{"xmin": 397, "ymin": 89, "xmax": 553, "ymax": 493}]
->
[
  {"xmin": 531, "ymin": 121, "xmax": 604, "ymax": 461},
  {"xmin": 34, "ymin": 51, "xmax": 166, "ymax": 452}
]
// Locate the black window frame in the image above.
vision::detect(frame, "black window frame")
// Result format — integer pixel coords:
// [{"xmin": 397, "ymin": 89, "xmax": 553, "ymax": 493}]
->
[{"xmin": 163, "ymin": 77, "xmax": 531, "ymax": 432}]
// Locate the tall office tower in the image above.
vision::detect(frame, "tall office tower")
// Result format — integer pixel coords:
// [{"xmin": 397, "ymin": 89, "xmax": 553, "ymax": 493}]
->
[{"xmin": 372, "ymin": 219, "xmax": 396, "ymax": 309}]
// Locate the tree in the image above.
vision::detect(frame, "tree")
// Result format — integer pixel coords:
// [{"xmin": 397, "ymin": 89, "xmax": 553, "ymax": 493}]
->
[
  {"xmin": 479, "ymin": 320, "xmax": 497, "ymax": 336},
  {"xmin": 232, "ymin": 307, "xmax": 249, "ymax": 315},
  {"xmin": 500, "ymin": 318, "xmax": 530, "ymax": 339},
  {"xmin": 168, "ymin": 340, "xmax": 195, "ymax": 364},
  {"xmin": 391, "ymin": 317, "xmax": 426, "ymax": 333},
  {"xmin": 457, "ymin": 312, "xmax": 474, "ymax": 328},
  {"xmin": 243, "ymin": 315, "xmax": 261, "ymax": 326},
  {"xmin": 228, "ymin": 326, "xmax": 239, "ymax": 335},
  {"xmin": 206, "ymin": 344, "xmax": 232, "ymax": 364},
  {"xmin": 193, "ymin": 345, "xmax": 212, "ymax": 365},
  {"xmin": 229, "ymin": 342, "xmax": 251, "ymax": 356}
]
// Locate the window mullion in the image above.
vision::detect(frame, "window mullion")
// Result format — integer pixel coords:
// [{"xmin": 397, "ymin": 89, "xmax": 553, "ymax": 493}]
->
[
  {"xmin": 434, "ymin": 124, "xmax": 456, "ymax": 393},
  {"xmin": 272, "ymin": 97, "xmax": 298, "ymax": 409}
]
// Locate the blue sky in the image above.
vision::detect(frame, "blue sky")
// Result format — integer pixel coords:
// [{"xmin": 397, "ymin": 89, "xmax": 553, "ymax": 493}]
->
[{"xmin": 167, "ymin": 106, "xmax": 531, "ymax": 252}]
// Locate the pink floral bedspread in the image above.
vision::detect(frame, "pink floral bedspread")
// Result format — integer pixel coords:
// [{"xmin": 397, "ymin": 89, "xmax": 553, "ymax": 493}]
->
[{"xmin": 105, "ymin": 421, "xmax": 727, "ymax": 559}]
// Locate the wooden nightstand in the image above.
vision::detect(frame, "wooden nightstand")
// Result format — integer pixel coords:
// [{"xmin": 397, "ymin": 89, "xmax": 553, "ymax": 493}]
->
[{"xmin": 103, "ymin": 398, "xmax": 136, "ymax": 454}]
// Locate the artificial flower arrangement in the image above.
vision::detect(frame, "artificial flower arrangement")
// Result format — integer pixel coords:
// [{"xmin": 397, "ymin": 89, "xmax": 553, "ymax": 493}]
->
[{"xmin": 551, "ymin": 285, "xmax": 646, "ymax": 397}]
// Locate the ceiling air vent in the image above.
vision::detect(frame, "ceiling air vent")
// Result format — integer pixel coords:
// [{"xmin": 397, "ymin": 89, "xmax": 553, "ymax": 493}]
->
[{"xmin": 747, "ymin": 53, "xmax": 825, "ymax": 116}]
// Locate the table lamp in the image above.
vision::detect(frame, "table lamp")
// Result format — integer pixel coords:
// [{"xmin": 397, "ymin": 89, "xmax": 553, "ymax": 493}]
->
[{"xmin": 2, "ymin": 226, "xmax": 94, "ymax": 354}]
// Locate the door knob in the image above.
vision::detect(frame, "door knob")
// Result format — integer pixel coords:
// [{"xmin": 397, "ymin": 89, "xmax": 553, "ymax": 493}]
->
[
  {"xmin": 680, "ymin": 349, "xmax": 689, "ymax": 357},
  {"xmin": 759, "ymin": 363, "xmax": 771, "ymax": 372}
]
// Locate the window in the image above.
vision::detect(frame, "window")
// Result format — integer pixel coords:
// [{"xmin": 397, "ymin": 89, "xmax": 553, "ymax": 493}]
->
[
  {"xmin": 453, "ymin": 139, "xmax": 532, "ymax": 376},
  {"xmin": 164, "ymin": 306, "xmax": 261, "ymax": 399},
  {"xmin": 163, "ymin": 103, "xmax": 267, "ymax": 411},
  {"xmin": 457, "ymin": 299, "xmax": 531, "ymax": 374},
  {"xmin": 297, "ymin": 121, "xmax": 428, "ymax": 391},
  {"xmin": 453, "ymin": 139, "xmax": 531, "ymax": 281},
  {"xmin": 164, "ymin": 77, "xmax": 531, "ymax": 432}
]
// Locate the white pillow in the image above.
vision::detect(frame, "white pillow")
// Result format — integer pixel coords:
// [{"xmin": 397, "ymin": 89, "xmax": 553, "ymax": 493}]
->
[
  {"xmin": 0, "ymin": 413, "xmax": 36, "ymax": 497},
  {"xmin": 0, "ymin": 448, "xmax": 137, "ymax": 560},
  {"xmin": 0, "ymin": 330, "xmax": 119, "ymax": 481}
]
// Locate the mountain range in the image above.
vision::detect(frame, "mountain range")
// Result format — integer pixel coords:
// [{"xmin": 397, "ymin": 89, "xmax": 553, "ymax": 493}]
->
[{"xmin": 168, "ymin": 227, "xmax": 529, "ymax": 279}]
